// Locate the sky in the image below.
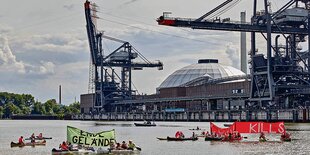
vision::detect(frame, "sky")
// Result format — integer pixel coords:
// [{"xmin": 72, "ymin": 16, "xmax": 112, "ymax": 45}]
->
[{"xmin": 0, "ymin": 0, "xmax": 296, "ymax": 104}]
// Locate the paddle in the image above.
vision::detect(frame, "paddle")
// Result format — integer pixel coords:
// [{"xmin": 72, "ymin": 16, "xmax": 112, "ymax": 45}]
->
[{"xmin": 136, "ymin": 146, "xmax": 142, "ymax": 151}]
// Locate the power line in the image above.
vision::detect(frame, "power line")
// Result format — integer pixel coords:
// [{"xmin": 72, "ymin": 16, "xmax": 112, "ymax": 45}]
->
[{"xmin": 97, "ymin": 17, "xmax": 222, "ymax": 45}]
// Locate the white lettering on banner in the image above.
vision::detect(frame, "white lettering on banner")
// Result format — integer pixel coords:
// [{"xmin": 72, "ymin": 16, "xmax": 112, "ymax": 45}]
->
[
  {"xmin": 250, "ymin": 123, "xmax": 257, "ymax": 133},
  {"xmin": 270, "ymin": 123, "xmax": 272, "ymax": 133},
  {"xmin": 278, "ymin": 123, "xmax": 285, "ymax": 133}
]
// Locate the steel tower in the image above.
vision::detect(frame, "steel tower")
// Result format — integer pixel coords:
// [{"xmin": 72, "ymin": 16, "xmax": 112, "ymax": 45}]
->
[{"xmin": 84, "ymin": 1, "xmax": 163, "ymax": 113}]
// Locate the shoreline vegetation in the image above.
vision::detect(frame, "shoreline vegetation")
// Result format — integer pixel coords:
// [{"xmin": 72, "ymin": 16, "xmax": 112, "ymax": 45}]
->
[{"xmin": 0, "ymin": 92, "xmax": 80, "ymax": 120}]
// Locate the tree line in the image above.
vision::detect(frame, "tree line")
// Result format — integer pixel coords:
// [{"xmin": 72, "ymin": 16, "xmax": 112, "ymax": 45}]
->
[{"xmin": 0, "ymin": 92, "xmax": 80, "ymax": 119}]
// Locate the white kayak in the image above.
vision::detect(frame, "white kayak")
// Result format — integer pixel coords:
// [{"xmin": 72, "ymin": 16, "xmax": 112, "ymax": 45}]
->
[{"xmin": 96, "ymin": 148, "xmax": 141, "ymax": 154}]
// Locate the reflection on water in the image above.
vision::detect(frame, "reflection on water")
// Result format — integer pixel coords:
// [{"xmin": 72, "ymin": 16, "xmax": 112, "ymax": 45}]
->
[{"xmin": 0, "ymin": 120, "xmax": 309, "ymax": 155}]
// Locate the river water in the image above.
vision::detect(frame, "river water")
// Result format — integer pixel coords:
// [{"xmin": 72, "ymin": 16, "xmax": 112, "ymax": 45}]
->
[{"xmin": 0, "ymin": 120, "xmax": 308, "ymax": 155}]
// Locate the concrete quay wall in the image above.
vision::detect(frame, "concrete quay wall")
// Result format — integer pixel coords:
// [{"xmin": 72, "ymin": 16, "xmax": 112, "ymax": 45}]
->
[{"xmin": 73, "ymin": 109, "xmax": 310, "ymax": 122}]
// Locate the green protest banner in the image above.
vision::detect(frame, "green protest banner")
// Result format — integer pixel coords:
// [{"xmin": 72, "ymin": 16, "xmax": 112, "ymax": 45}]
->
[{"xmin": 67, "ymin": 126, "xmax": 115, "ymax": 147}]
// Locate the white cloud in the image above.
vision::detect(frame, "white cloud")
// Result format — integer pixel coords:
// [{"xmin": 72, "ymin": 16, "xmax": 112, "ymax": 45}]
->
[
  {"xmin": 225, "ymin": 42, "xmax": 240, "ymax": 69},
  {"xmin": 39, "ymin": 61, "xmax": 55, "ymax": 74},
  {"xmin": 0, "ymin": 35, "xmax": 26, "ymax": 73}
]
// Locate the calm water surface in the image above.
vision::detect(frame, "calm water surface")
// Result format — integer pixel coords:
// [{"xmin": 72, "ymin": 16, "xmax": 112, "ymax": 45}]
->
[{"xmin": 0, "ymin": 120, "xmax": 308, "ymax": 155}]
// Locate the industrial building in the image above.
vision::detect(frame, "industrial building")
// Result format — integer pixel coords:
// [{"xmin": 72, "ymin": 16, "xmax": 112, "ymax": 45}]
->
[
  {"xmin": 81, "ymin": 58, "xmax": 251, "ymax": 113},
  {"xmin": 81, "ymin": 0, "xmax": 310, "ymax": 116}
]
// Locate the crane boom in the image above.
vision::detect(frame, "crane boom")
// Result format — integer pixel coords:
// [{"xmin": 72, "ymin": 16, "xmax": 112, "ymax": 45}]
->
[{"xmin": 157, "ymin": 15, "xmax": 308, "ymax": 35}]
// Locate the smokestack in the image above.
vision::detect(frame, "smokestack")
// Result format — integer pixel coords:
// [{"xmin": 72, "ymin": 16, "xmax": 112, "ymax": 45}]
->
[
  {"xmin": 240, "ymin": 11, "xmax": 247, "ymax": 74},
  {"xmin": 59, "ymin": 85, "xmax": 62, "ymax": 104}
]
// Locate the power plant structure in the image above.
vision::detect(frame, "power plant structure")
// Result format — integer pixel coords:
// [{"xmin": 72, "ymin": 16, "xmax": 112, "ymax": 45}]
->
[
  {"xmin": 157, "ymin": 0, "xmax": 310, "ymax": 110},
  {"xmin": 81, "ymin": 0, "xmax": 310, "ymax": 120},
  {"xmin": 82, "ymin": 1, "xmax": 163, "ymax": 113}
]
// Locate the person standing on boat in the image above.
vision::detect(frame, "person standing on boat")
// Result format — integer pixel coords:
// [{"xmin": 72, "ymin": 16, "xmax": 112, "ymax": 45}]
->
[
  {"xmin": 128, "ymin": 140, "xmax": 136, "ymax": 150},
  {"xmin": 192, "ymin": 132, "xmax": 196, "ymax": 138},
  {"xmin": 18, "ymin": 136, "xmax": 24, "ymax": 145}
]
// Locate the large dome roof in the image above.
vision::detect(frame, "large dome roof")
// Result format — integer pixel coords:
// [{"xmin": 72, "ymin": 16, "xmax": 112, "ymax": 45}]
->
[{"xmin": 158, "ymin": 59, "xmax": 245, "ymax": 89}]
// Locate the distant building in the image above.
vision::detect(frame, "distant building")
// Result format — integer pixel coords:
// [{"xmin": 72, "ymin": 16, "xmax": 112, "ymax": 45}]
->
[{"xmin": 81, "ymin": 59, "xmax": 250, "ymax": 114}]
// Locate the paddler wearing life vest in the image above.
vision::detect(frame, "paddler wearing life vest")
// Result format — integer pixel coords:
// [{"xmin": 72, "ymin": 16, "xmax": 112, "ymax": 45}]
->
[
  {"xmin": 18, "ymin": 136, "xmax": 24, "ymax": 145},
  {"xmin": 30, "ymin": 133, "xmax": 35, "ymax": 143},
  {"xmin": 175, "ymin": 131, "xmax": 184, "ymax": 138},
  {"xmin": 37, "ymin": 133, "xmax": 43, "ymax": 139},
  {"xmin": 281, "ymin": 132, "xmax": 291, "ymax": 141},
  {"xmin": 259, "ymin": 132, "xmax": 266, "ymax": 141},
  {"xmin": 128, "ymin": 140, "xmax": 136, "ymax": 150},
  {"xmin": 59, "ymin": 141, "xmax": 69, "ymax": 151}
]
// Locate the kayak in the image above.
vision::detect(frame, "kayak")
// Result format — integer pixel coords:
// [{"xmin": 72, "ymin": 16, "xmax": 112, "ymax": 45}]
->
[
  {"xmin": 110, "ymin": 149, "xmax": 141, "ymax": 154},
  {"xmin": 197, "ymin": 135, "xmax": 206, "ymax": 138},
  {"xmin": 222, "ymin": 137, "xmax": 242, "ymax": 142},
  {"xmin": 189, "ymin": 128, "xmax": 201, "ymax": 130},
  {"xmin": 205, "ymin": 136, "xmax": 222, "ymax": 141},
  {"xmin": 134, "ymin": 123, "xmax": 156, "ymax": 127},
  {"xmin": 11, "ymin": 140, "xmax": 46, "ymax": 147},
  {"xmin": 25, "ymin": 137, "xmax": 52, "ymax": 140},
  {"xmin": 166, "ymin": 136, "xmax": 198, "ymax": 141},
  {"xmin": 51, "ymin": 148, "xmax": 94, "ymax": 154},
  {"xmin": 281, "ymin": 137, "xmax": 292, "ymax": 142}
]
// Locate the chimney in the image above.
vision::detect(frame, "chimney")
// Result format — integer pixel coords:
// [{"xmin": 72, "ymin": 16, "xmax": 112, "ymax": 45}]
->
[
  {"xmin": 240, "ymin": 11, "xmax": 247, "ymax": 74},
  {"xmin": 59, "ymin": 85, "xmax": 62, "ymax": 104}
]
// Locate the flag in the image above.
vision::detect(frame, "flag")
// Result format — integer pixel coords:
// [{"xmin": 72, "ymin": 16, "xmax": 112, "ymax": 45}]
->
[{"xmin": 67, "ymin": 126, "xmax": 115, "ymax": 147}]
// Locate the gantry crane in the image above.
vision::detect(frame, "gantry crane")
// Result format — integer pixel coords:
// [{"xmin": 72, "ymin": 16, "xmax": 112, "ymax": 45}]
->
[
  {"xmin": 84, "ymin": 0, "xmax": 163, "ymax": 112},
  {"xmin": 157, "ymin": 0, "xmax": 310, "ymax": 109}
]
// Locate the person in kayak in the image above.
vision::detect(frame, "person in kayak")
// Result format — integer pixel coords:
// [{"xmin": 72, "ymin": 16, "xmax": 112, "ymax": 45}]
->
[
  {"xmin": 259, "ymin": 132, "xmax": 266, "ymax": 141},
  {"xmin": 30, "ymin": 133, "xmax": 35, "ymax": 143},
  {"xmin": 196, "ymin": 126, "xmax": 200, "ymax": 130},
  {"xmin": 175, "ymin": 131, "xmax": 183, "ymax": 138},
  {"xmin": 128, "ymin": 140, "xmax": 136, "ymax": 150},
  {"xmin": 18, "ymin": 136, "xmax": 24, "ymax": 145},
  {"xmin": 109, "ymin": 141, "xmax": 116, "ymax": 150},
  {"xmin": 281, "ymin": 132, "xmax": 291, "ymax": 140},
  {"xmin": 228, "ymin": 133, "xmax": 232, "ymax": 140},
  {"xmin": 121, "ymin": 141, "xmax": 128, "ymax": 149},
  {"xmin": 115, "ymin": 142, "xmax": 123, "ymax": 150},
  {"xmin": 37, "ymin": 133, "xmax": 43, "ymax": 139},
  {"xmin": 60, "ymin": 141, "xmax": 69, "ymax": 151}
]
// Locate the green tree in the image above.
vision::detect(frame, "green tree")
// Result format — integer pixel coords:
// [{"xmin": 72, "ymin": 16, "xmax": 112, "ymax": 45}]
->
[
  {"xmin": 4, "ymin": 102, "xmax": 21, "ymax": 117},
  {"xmin": 19, "ymin": 104, "xmax": 31, "ymax": 115},
  {"xmin": 22, "ymin": 94, "xmax": 35, "ymax": 107},
  {"xmin": 68, "ymin": 102, "xmax": 80, "ymax": 115},
  {"xmin": 0, "ymin": 106, "xmax": 3, "ymax": 118},
  {"xmin": 44, "ymin": 99, "xmax": 57, "ymax": 115},
  {"xmin": 32, "ymin": 102, "xmax": 46, "ymax": 115}
]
